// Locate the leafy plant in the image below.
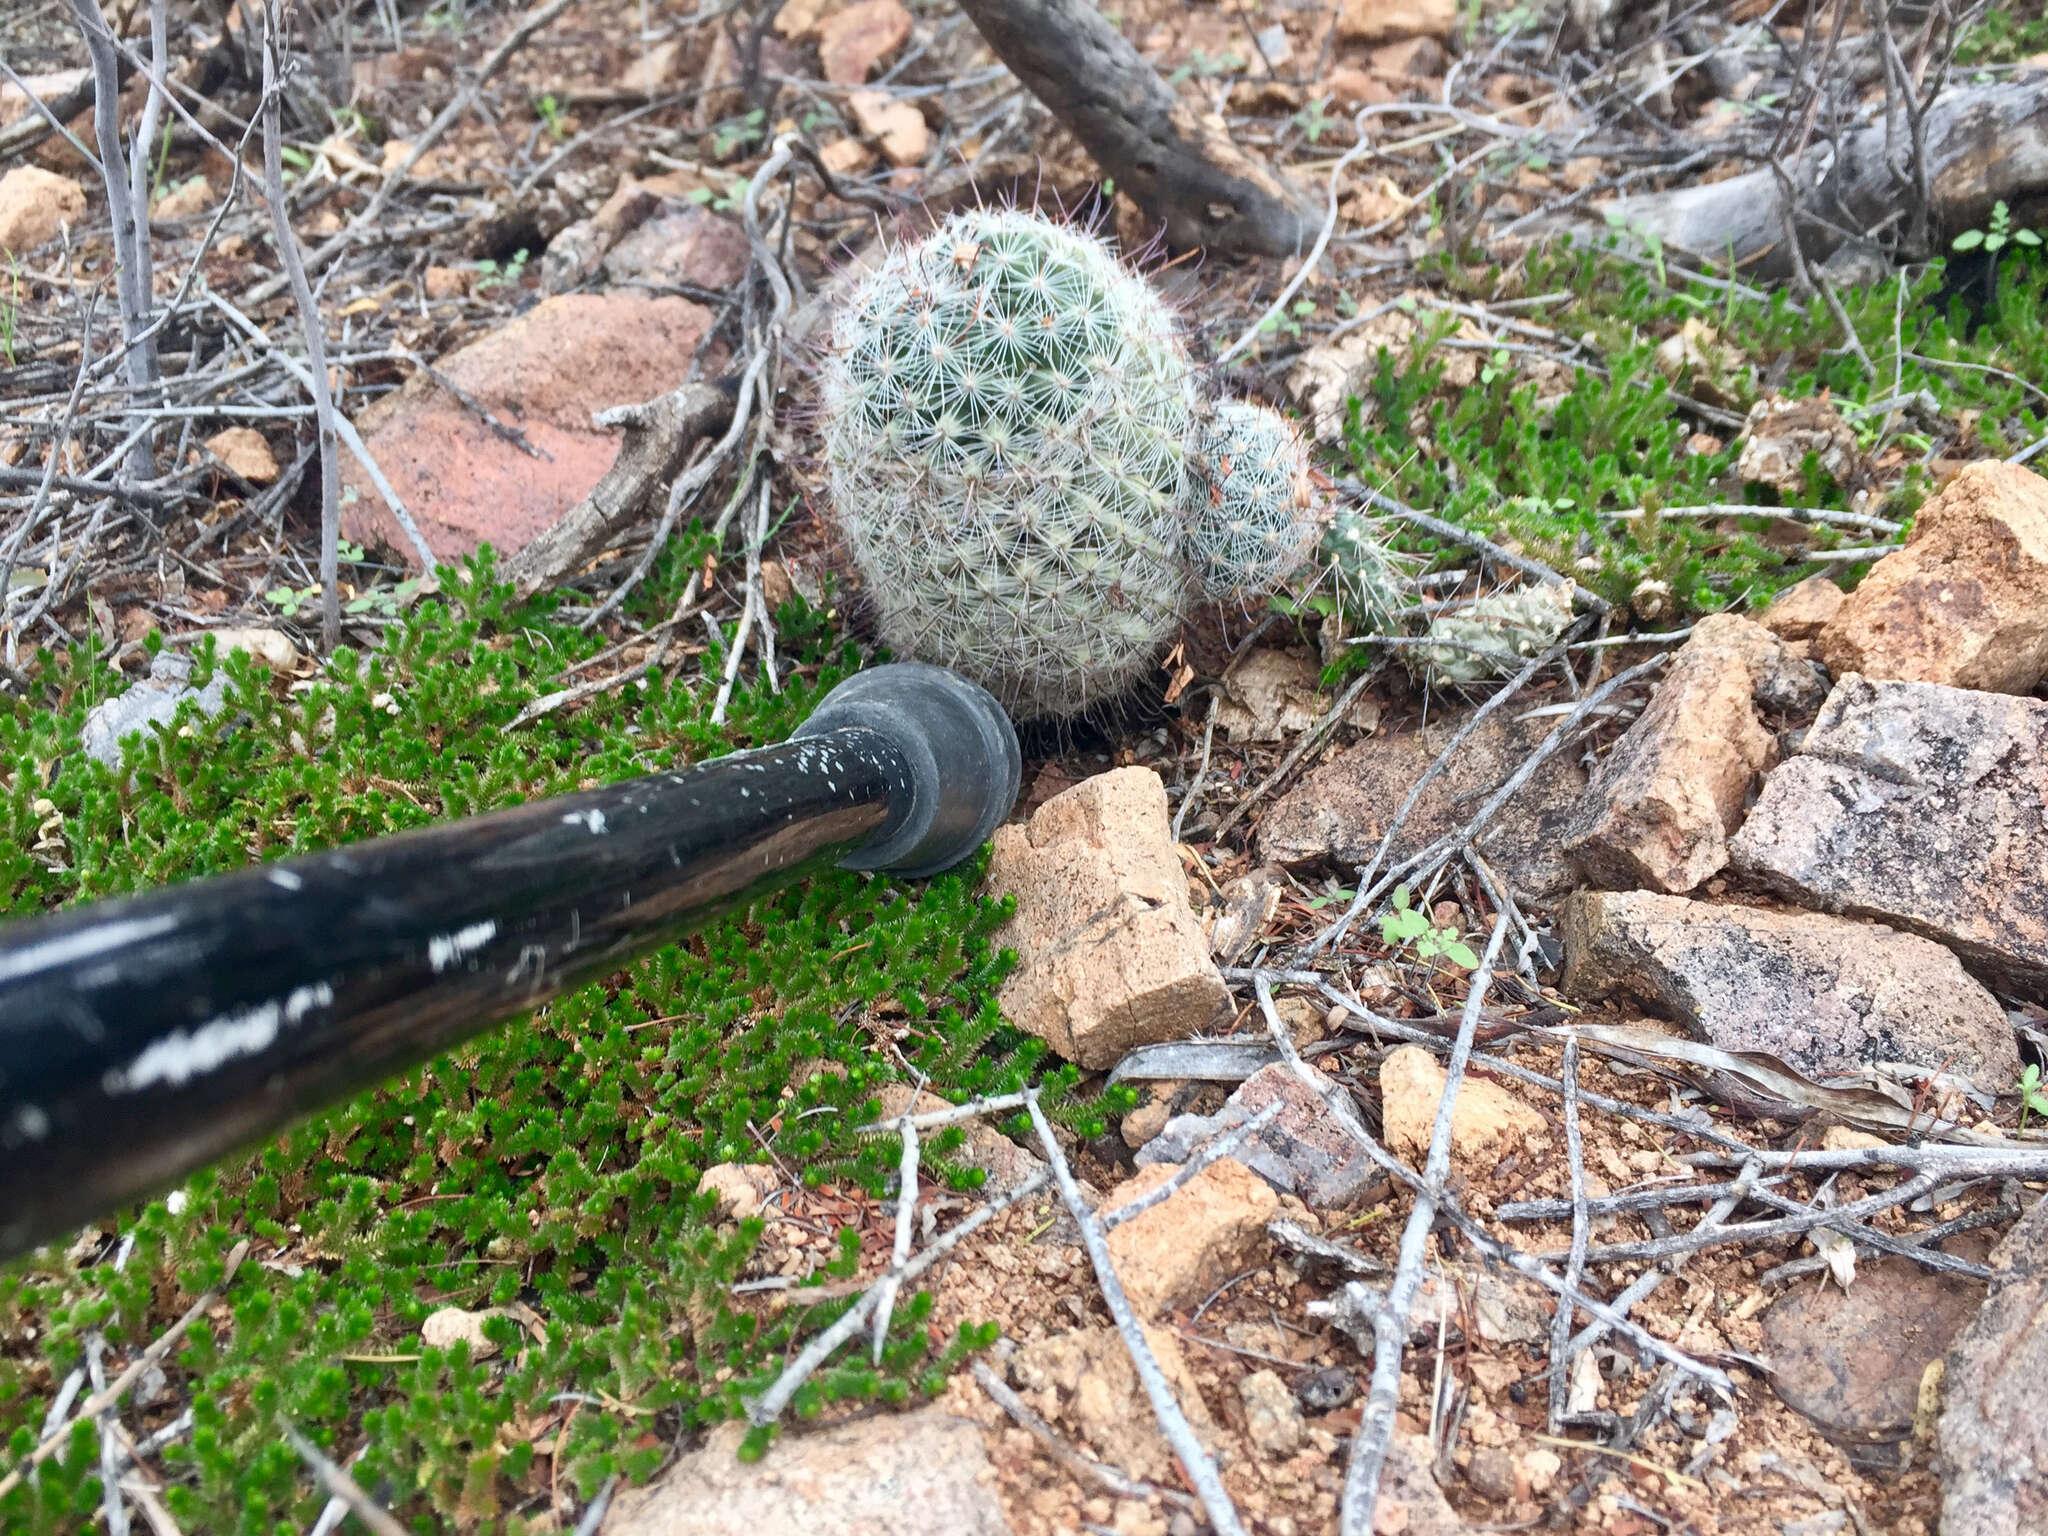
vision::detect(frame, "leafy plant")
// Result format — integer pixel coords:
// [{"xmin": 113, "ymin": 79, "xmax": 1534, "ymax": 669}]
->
[
  {"xmin": 1293, "ymin": 95, "xmax": 1338, "ymax": 144},
  {"xmin": 710, "ymin": 107, "xmax": 768, "ymax": 159},
  {"xmin": 1379, "ymin": 884, "xmax": 1480, "ymax": 970},
  {"xmin": 1952, "ymin": 199, "xmax": 2042, "ymax": 254},
  {"xmin": 473, "ymin": 248, "xmax": 531, "ymax": 292},
  {"xmin": 2019, "ymin": 1063, "xmax": 2048, "ymax": 1131},
  {"xmin": 344, "ymin": 576, "xmax": 425, "ymax": 618},
  {"xmin": 535, "ymin": 92, "xmax": 568, "ymax": 140},
  {"xmin": 265, "ymin": 582, "xmax": 320, "ymax": 618}
]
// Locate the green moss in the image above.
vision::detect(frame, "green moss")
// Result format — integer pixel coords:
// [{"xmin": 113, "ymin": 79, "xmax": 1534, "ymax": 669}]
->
[
  {"xmin": 0, "ymin": 547, "xmax": 1100, "ymax": 1532},
  {"xmin": 1336, "ymin": 247, "xmax": 2048, "ymax": 620}
]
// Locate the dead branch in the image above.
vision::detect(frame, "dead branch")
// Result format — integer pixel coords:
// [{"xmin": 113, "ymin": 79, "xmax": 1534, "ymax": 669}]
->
[
  {"xmin": 501, "ymin": 384, "xmax": 734, "ymax": 599},
  {"xmin": 68, "ymin": 0, "xmax": 160, "ymax": 483},
  {"xmin": 259, "ymin": 2, "xmax": 340, "ymax": 651},
  {"xmin": 1584, "ymin": 79, "xmax": 2048, "ymax": 280},
  {"xmin": 950, "ymin": 0, "xmax": 1317, "ymax": 258}
]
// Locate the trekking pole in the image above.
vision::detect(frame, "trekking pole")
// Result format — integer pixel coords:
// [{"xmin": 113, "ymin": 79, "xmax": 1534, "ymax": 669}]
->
[{"xmin": 0, "ymin": 662, "xmax": 1019, "ymax": 1262}]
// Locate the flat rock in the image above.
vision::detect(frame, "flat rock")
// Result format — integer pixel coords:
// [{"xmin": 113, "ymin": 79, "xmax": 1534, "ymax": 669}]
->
[
  {"xmin": 818, "ymin": 0, "xmax": 911, "ymax": 84},
  {"xmin": 340, "ymin": 291, "xmax": 714, "ymax": 562},
  {"xmin": 1337, "ymin": 0, "xmax": 1456, "ymax": 43},
  {"xmin": 1730, "ymin": 676, "xmax": 2048, "ymax": 1001},
  {"xmin": 983, "ymin": 768, "xmax": 1229, "ymax": 1070},
  {"xmin": 1101, "ymin": 1157, "xmax": 1277, "ymax": 1319},
  {"xmin": 1763, "ymin": 1250, "xmax": 1987, "ymax": 1451},
  {"xmin": 1136, "ymin": 1062, "xmax": 1381, "ymax": 1208},
  {"xmin": 1759, "ymin": 575, "xmax": 1845, "ymax": 642},
  {"xmin": 602, "ymin": 1409, "xmax": 1011, "ymax": 1535},
  {"xmin": 1564, "ymin": 613, "xmax": 1822, "ymax": 895},
  {"xmin": 1378, "ymin": 1045, "xmax": 1544, "ymax": 1167},
  {"xmin": 203, "ymin": 426, "xmax": 280, "ymax": 484},
  {"xmin": 1258, "ymin": 710, "xmax": 1589, "ymax": 901},
  {"xmin": 1008, "ymin": 1323, "xmax": 1216, "ymax": 1482},
  {"xmin": 846, "ymin": 88, "xmax": 929, "ymax": 167},
  {"xmin": 695, "ymin": 1162, "xmax": 776, "ymax": 1221},
  {"xmin": 1375, "ymin": 1432, "xmax": 1470, "ymax": 1535},
  {"xmin": 602, "ymin": 207, "xmax": 750, "ymax": 291},
  {"xmin": 1817, "ymin": 459, "xmax": 2048, "ymax": 694},
  {"xmin": 1240, "ymin": 1369, "xmax": 1307, "ymax": 1459},
  {"xmin": 1559, "ymin": 890, "xmax": 2021, "ymax": 1089},
  {"xmin": 201, "ymin": 626, "xmax": 299, "ymax": 671},
  {"xmin": 1938, "ymin": 1196, "xmax": 2048, "ymax": 1536}
]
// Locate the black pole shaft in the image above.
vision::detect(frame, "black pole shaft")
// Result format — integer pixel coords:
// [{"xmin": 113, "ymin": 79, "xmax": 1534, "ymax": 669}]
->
[{"xmin": 0, "ymin": 726, "xmax": 912, "ymax": 1260}]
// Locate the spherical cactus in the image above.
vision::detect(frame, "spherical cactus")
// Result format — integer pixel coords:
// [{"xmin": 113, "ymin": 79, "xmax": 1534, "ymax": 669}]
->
[
  {"xmin": 820, "ymin": 209, "xmax": 1195, "ymax": 719},
  {"xmin": 1417, "ymin": 582, "xmax": 1574, "ymax": 687},
  {"xmin": 1183, "ymin": 400, "xmax": 1319, "ymax": 601}
]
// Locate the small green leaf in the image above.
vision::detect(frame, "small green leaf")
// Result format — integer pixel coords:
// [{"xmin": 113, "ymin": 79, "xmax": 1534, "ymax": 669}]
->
[
  {"xmin": 1444, "ymin": 941, "xmax": 1481, "ymax": 969},
  {"xmin": 1953, "ymin": 229, "xmax": 1987, "ymax": 251}
]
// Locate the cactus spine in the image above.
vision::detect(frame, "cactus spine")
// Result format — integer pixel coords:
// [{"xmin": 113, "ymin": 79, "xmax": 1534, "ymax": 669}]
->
[
  {"xmin": 1183, "ymin": 400, "xmax": 1318, "ymax": 601},
  {"xmin": 821, "ymin": 210, "xmax": 1195, "ymax": 719}
]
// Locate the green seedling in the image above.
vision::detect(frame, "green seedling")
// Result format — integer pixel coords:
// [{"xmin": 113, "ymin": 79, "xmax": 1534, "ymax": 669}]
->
[
  {"xmin": 1294, "ymin": 95, "xmax": 1338, "ymax": 144},
  {"xmin": 2019, "ymin": 1063, "xmax": 2048, "ymax": 1131},
  {"xmin": 1952, "ymin": 199, "xmax": 2042, "ymax": 254},
  {"xmin": 1379, "ymin": 885, "xmax": 1480, "ymax": 970},
  {"xmin": 473, "ymin": 248, "xmax": 531, "ymax": 292}
]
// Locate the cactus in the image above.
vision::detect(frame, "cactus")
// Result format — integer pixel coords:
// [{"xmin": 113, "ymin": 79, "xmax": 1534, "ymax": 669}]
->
[
  {"xmin": 1324, "ymin": 510, "xmax": 1414, "ymax": 637},
  {"xmin": 1183, "ymin": 400, "xmax": 1319, "ymax": 601},
  {"xmin": 820, "ymin": 209, "xmax": 1195, "ymax": 719},
  {"xmin": 1417, "ymin": 581, "xmax": 1575, "ymax": 687}
]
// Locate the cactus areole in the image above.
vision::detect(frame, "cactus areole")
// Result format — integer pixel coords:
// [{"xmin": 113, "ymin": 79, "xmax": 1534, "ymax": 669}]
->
[{"xmin": 823, "ymin": 211, "xmax": 1196, "ymax": 719}]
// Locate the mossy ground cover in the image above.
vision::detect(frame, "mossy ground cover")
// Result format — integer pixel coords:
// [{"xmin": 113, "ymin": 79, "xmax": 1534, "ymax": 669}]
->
[
  {"xmin": 1337, "ymin": 246, "xmax": 2048, "ymax": 621},
  {"xmin": 5, "ymin": 240, "xmax": 2047, "ymax": 1532},
  {"xmin": 0, "ymin": 547, "xmax": 1119, "ymax": 1533}
]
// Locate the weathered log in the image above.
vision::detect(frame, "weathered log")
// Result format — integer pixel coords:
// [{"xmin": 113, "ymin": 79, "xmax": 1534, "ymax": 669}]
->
[
  {"xmin": 1581, "ymin": 80, "xmax": 2048, "ymax": 281},
  {"xmin": 502, "ymin": 382, "xmax": 733, "ymax": 599},
  {"xmin": 951, "ymin": 0, "xmax": 1318, "ymax": 259}
]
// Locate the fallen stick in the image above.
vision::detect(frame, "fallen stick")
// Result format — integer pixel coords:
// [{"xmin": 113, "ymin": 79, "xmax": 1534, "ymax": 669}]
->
[
  {"xmin": 950, "ymin": 0, "xmax": 1315, "ymax": 257},
  {"xmin": 1023, "ymin": 1090, "xmax": 1249, "ymax": 1536}
]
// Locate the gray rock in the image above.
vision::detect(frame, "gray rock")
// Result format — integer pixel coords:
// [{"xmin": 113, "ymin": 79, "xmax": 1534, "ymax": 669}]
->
[
  {"xmin": 1938, "ymin": 1196, "xmax": 2048, "ymax": 1536},
  {"xmin": 1258, "ymin": 710, "xmax": 1588, "ymax": 901},
  {"xmin": 602, "ymin": 1409, "xmax": 1012, "ymax": 1536},
  {"xmin": 1137, "ymin": 1062, "xmax": 1381, "ymax": 1208},
  {"xmin": 80, "ymin": 652, "xmax": 229, "ymax": 768},
  {"xmin": 1559, "ymin": 890, "xmax": 2021, "ymax": 1089},
  {"xmin": 1730, "ymin": 676, "xmax": 2048, "ymax": 1002}
]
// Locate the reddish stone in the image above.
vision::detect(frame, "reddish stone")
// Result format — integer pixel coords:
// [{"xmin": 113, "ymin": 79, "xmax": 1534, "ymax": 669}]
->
[
  {"xmin": 341, "ymin": 292, "xmax": 714, "ymax": 563},
  {"xmin": 817, "ymin": 0, "xmax": 911, "ymax": 85}
]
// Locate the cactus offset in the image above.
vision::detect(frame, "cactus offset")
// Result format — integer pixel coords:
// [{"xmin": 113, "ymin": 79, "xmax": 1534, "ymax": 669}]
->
[
  {"xmin": 821, "ymin": 210, "xmax": 1194, "ymax": 718},
  {"xmin": 1325, "ymin": 510, "xmax": 1414, "ymax": 638},
  {"xmin": 1418, "ymin": 582, "xmax": 1575, "ymax": 687},
  {"xmin": 1183, "ymin": 400, "xmax": 1319, "ymax": 600}
]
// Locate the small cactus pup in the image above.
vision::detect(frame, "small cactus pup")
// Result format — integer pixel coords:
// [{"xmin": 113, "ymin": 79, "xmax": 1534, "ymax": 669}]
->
[
  {"xmin": 1182, "ymin": 399, "xmax": 1320, "ymax": 601},
  {"xmin": 820, "ymin": 209, "xmax": 1196, "ymax": 719},
  {"xmin": 1322, "ymin": 509, "xmax": 1416, "ymax": 642},
  {"xmin": 1418, "ymin": 581, "xmax": 1575, "ymax": 688}
]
